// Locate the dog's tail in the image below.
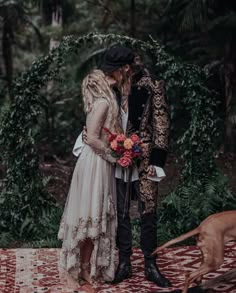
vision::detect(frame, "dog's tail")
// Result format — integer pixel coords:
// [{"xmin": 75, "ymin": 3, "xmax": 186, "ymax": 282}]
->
[{"xmin": 152, "ymin": 227, "xmax": 200, "ymax": 255}]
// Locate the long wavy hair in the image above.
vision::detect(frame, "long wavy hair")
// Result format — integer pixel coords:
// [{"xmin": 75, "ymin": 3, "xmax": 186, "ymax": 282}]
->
[{"xmin": 81, "ymin": 69, "xmax": 119, "ymax": 131}]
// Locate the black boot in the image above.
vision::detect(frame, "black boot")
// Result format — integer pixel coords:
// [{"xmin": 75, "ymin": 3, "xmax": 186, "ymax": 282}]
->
[
  {"xmin": 145, "ymin": 262, "xmax": 172, "ymax": 288},
  {"xmin": 111, "ymin": 261, "xmax": 132, "ymax": 284}
]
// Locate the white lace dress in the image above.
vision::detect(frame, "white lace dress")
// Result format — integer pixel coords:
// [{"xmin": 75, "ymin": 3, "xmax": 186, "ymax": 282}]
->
[{"xmin": 58, "ymin": 98, "xmax": 117, "ymax": 282}]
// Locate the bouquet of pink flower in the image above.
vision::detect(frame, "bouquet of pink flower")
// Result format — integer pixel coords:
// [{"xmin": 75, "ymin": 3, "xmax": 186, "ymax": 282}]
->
[{"xmin": 103, "ymin": 128, "xmax": 143, "ymax": 167}]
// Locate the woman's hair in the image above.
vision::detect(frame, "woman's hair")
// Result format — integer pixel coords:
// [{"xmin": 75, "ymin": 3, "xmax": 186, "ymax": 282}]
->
[
  {"xmin": 82, "ymin": 69, "xmax": 119, "ymax": 130},
  {"xmin": 119, "ymin": 67, "xmax": 132, "ymax": 97}
]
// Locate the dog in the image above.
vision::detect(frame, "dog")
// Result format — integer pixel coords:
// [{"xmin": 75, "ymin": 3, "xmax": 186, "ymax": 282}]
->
[{"xmin": 152, "ymin": 210, "xmax": 236, "ymax": 293}]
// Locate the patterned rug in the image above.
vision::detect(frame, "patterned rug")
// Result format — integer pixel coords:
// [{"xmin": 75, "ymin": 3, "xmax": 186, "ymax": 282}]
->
[{"xmin": 0, "ymin": 243, "xmax": 236, "ymax": 293}]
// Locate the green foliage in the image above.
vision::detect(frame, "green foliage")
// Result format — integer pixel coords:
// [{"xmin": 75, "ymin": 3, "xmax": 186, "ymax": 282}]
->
[
  {"xmin": 0, "ymin": 32, "xmax": 232, "ymax": 248},
  {"xmin": 38, "ymin": 62, "xmax": 86, "ymax": 155},
  {"xmin": 0, "ymin": 232, "xmax": 15, "ymax": 248},
  {"xmin": 0, "ymin": 48, "xmax": 63, "ymax": 241},
  {"xmin": 158, "ymin": 171, "xmax": 236, "ymax": 244},
  {"xmin": 131, "ymin": 218, "xmax": 141, "ymax": 248},
  {"xmin": 22, "ymin": 207, "xmax": 63, "ymax": 248},
  {"xmin": 22, "ymin": 238, "xmax": 61, "ymax": 248}
]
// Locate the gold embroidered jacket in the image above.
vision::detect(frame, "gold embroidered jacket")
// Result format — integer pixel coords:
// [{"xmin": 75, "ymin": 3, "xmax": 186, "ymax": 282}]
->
[{"xmin": 127, "ymin": 73, "xmax": 170, "ymax": 213}]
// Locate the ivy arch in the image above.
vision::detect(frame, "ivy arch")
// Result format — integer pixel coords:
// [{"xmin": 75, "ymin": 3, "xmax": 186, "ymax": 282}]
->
[{"xmin": 1, "ymin": 33, "xmax": 235, "ymax": 243}]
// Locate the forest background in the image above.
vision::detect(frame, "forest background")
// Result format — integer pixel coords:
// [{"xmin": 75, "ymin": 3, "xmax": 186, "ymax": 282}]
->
[{"xmin": 0, "ymin": 0, "xmax": 236, "ymax": 248}]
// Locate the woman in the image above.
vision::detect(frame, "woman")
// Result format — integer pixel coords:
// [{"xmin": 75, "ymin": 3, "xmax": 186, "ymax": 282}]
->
[{"xmin": 58, "ymin": 69, "xmax": 119, "ymax": 283}]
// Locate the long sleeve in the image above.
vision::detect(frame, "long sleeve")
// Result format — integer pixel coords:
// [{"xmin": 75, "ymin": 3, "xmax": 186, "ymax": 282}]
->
[
  {"xmin": 149, "ymin": 80, "xmax": 170, "ymax": 168},
  {"xmin": 72, "ymin": 132, "xmax": 84, "ymax": 157},
  {"xmin": 86, "ymin": 100, "xmax": 116, "ymax": 163}
]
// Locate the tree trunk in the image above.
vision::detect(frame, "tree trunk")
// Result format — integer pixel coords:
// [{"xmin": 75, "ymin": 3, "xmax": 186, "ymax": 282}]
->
[
  {"xmin": 2, "ymin": 13, "xmax": 13, "ymax": 97},
  {"xmin": 101, "ymin": 0, "xmax": 111, "ymax": 32},
  {"xmin": 49, "ymin": 4, "xmax": 63, "ymax": 51},
  {"xmin": 224, "ymin": 40, "xmax": 236, "ymax": 152},
  {"xmin": 130, "ymin": 0, "xmax": 136, "ymax": 37},
  {"xmin": 40, "ymin": 0, "xmax": 53, "ymax": 26},
  {"xmin": 0, "ymin": 18, "xmax": 2, "ymax": 75},
  {"xmin": 47, "ymin": 2, "xmax": 63, "ymax": 143}
]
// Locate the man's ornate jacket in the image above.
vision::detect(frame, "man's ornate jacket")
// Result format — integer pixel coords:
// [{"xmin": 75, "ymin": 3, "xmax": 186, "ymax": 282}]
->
[{"xmin": 127, "ymin": 71, "xmax": 170, "ymax": 213}]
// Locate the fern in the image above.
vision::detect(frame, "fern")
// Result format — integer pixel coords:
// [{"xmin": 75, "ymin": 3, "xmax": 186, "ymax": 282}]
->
[
  {"xmin": 22, "ymin": 238, "xmax": 62, "ymax": 248},
  {"xmin": 0, "ymin": 232, "xmax": 15, "ymax": 248},
  {"xmin": 158, "ymin": 169, "xmax": 236, "ymax": 244}
]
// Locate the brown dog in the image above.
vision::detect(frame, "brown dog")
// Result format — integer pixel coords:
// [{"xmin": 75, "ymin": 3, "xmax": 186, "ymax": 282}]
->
[{"xmin": 152, "ymin": 210, "xmax": 236, "ymax": 293}]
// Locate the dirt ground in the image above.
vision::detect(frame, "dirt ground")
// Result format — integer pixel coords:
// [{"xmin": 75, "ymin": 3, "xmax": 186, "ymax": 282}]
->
[{"xmin": 40, "ymin": 152, "xmax": 236, "ymax": 219}]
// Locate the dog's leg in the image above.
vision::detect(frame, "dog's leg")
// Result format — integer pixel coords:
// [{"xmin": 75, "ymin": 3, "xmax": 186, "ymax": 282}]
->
[
  {"xmin": 195, "ymin": 275, "xmax": 203, "ymax": 285},
  {"xmin": 182, "ymin": 273, "xmax": 191, "ymax": 293},
  {"xmin": 202, "ymin": 268, "xmax": 236, "ymax": 289},
  {"xmin": 182, "ymin": 245, "xmax": 213, "ymax": 293},
  {"xmin": 182, "ymin": 265, "xmax": 211, "ymax": 293},
  {"xmin": 184, "ymin": 245, "xmax": 224, "ymax": 292},
  {"xmin": 195, "ymin": 247, "xmax": 204, "ymax": 285},
  {"xmin": 182, "ymin": 243, "xmax": 205, "ymax": 293},
  {"xmin": 188, "ymin": 266, "xmax": 211, "ymax": 285}
]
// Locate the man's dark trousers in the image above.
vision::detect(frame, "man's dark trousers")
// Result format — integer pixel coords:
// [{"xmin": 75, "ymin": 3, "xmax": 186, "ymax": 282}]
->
[{"xmin": 116, "ymin": 178, "xmax": 158, "ymax": 264}]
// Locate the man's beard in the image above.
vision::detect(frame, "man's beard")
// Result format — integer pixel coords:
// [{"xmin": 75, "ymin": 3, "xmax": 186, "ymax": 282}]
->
[{"xmin": 132, "ymin": 63, "xmax": 144, "ymax": 75}]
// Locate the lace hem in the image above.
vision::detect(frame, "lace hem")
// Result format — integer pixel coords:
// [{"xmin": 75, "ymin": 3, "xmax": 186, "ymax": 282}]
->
[
  {"xmin": 58, "ymin": 216, "xmax": 112, "ymax": 244},
  {"xmin": 58, "ymin": 194, "xmax": 117, "ymax": 281},
  {"xmin": 59, "ymin": 227, "xmax": 117, "ymax": 281},
  {"xmin": 59, "ymin": 244, "xmax": 117, "ymax": 282},
  {"xmin": 58, "ymin": 194, "xmax": 116, "ymax": 244}
]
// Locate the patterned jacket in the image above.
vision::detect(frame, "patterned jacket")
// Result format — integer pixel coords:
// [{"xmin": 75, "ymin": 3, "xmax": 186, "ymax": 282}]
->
[{"xmin": 127, "ymin": 71, "xmax": 170, "ymax": 213}]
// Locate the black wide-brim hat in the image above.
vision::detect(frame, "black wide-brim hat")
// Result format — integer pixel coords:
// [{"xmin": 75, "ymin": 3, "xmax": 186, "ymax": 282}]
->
[{"xmin": 100, "ymin": 45, "xmax": 135, "ymax": 73}]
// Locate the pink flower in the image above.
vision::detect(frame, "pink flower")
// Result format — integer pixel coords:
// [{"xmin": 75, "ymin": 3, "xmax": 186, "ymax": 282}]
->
[
  {"xmin": 108, "ymin": 134, "xmax": 117, "ymax": 142},
  {"xmin": 116, "ymin": 145, "xmax": 126, "ymax": 155},
  {"xmin": 111, "ymin": 139, "xmax": 118, "ymax": 150},
  {"xmin": 116, "ymin": 134, "xmax": 126, "ymax": 142},
  {"xmin": 124, "ymin": 138, "xmax": 134, "ymax": 150},
  {"xmin": 130, "ymin": 134, "xmax": 140, "ymax": 143},
  {"xmin": 117, "ymin": 156, "xmax": 132, "ymax": 167},
  {"xmin": 124, "ymin": 150, "xmax": 132, "ymax": 158},
  {"xmin": 103, "ymin": 127, "xmax": 117, "ymax": 142}
]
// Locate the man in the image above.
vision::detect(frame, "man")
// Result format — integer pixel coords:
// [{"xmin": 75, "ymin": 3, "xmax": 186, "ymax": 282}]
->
[{"xmin": 100, "ymin": 46, "xmax": 171, "ymax": 288}]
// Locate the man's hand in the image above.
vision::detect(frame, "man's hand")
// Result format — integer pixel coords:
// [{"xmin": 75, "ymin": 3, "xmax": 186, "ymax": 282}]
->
[
  {"xmin": 147, "ymin": 165, "xmax": 157, "ymax": 177},
  {"xmin": 82, "ymin": 126, "xmax": 88, "ymax": 144}
]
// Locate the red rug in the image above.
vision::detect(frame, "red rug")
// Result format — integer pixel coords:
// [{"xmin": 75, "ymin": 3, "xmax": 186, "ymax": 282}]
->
[{"xmin": 0, "ymin": 243, "xmax": 236, "ymax": 293}]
